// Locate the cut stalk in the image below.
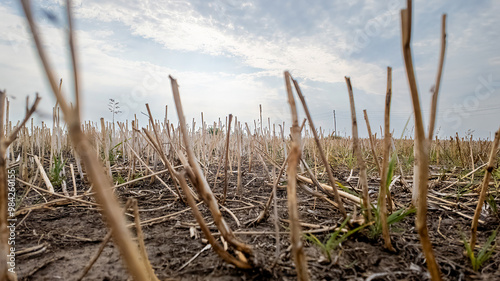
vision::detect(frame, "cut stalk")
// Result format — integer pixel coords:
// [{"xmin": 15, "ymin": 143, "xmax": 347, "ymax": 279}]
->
[
  {"xmin": 293, "ymin": 77, "xmax": 347, "ymax": 218},
  {"xmin": 20, "ymin": 1, "xmax": 153, "ymax": 279},
  {"xmin": 284, "ymin": 71, "xmax": 310, "ymax": 281},
  {"xmin": 470, "ymin": 128, "xmax": 500, "ymax": 251},
  {"xmin": 345, "ymin": 77, "xmax": 371, "ymax": 222},
  {"xmin": 400, "ymin": 1, "xmax": 445, "ymax": 279},
  {"xmin": 222, "ymin": 114, "xmax": 233, "ymax": 204},
  {"xmin": 378, "ymin": 67, "xmax": 394, "ymax": 251}
]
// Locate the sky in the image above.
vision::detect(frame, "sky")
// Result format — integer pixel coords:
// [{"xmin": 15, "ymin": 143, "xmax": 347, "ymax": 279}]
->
[{"xmin": 0, "ymin": 0, "xmax": 499, "ymax": 139}]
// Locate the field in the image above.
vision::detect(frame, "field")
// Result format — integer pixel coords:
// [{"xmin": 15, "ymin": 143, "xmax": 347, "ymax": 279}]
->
[
  {"xmin": 9, "ymin": 129, "xmax": 500, "ymax": 280},
  {"xmin": 1, "ymin": 1, "xmax": 500, "ymax": 281}
]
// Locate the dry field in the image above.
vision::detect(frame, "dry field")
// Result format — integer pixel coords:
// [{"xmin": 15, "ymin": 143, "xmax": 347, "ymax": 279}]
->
[{"xmin": 0, "ymin": 1, "xmax": 499, "ymax": 280}]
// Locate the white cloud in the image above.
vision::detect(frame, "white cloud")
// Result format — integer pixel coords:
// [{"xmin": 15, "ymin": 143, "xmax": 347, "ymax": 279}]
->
[{"xmin": 0, "ymin": 0, "xmax": 499, "ymax": 138}]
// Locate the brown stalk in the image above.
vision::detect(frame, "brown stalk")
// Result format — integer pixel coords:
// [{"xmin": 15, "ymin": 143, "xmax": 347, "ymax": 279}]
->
[
  {"xmin": 345, "ymin": 77, "xmax": 371, "ymax": 221},
  {"xmin": 296, "ymin": 175, "xmax": 362, "ymax": 204},
  {"xmin": 378, "ymin": 67, "xmax": 394, "ymax": 251},
  {"xmin": 0, "ymin": 91, "xmax": 40, "ymax": 281},
  {"xmin": 124, "ymin": 140, "xmax": 182, "ymax": 200},
  {"xmin": 292, "ymin": 77, "xmax": 347, "ymax": 218},
  {"xmin": 284, "ymin": 71, "xmax": 310, "ymax": 281},
  {"xmin": 470, "ymin": 128, "xmax": 500, "ymax": 251},
  {"xmin": 100, "ymin": 118, "xmax": 112, "ymax": 180},
  {"xmin": 222, "ymin": 114, "xmax": 233, "ymax": 204},
  {"xmin": 70, "ymin": 163, "xmax": 77, "ymax": 196},
  {"xmin": 236, "ymin": 123, "xmax": 242, "ymax": 197},
  {"xmin": 175, "ymin": 171, "xmax": 250, "ymax": 268},
  {"xmin": 131, "ymin": 199, "xmax": 160, "ymax": 281},
  {"xmin": 428, "ymin": 14, "xmax": 447, "ymax": 140},
  {"xmin": 169, "ymin": 76, "xmax": 253, "ymax": 259},
  {"xmin": 401, "ymin": 1, "xmax": 444, "ymax": 279},
  {"xmin": 20, "ymin": 1, "xmax": 153, "ymax": 279},
  {"xmin": 248, "ymin": 153, "xmax": 289, "ymax": 225},
  {"xmin": 363, "ymin": 110, "xmax": 381, "ymax": 175},
  {"xmin": 299, "ymin": 158, "xmax": 339, "ymax": 207},
  {"xmin": 142, "ymin": 106, "xmax": 184, "ymax": 201},
  {"xmin": 246, "ymin": 122, "xmax": 254, "ymax": 173}
]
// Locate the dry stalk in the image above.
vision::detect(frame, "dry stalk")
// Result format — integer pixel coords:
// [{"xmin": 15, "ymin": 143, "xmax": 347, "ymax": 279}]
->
[
  {"xmin": 70, "ymin": 163, "xmax": 77, "ymax": 196},
  {"xmin": 169, "ymin": 76, "xmax": 253, "ymax": 261},
  {"xmin": 236, "ymin": 123, "xmax": 242, "ymax": 197},
  {"xmin": 345, "ymin": 77, "xmax": 371, "ymax": 221},
  {"xmin": 400, "ymin": 1, "xmax": 446, "ymax": 279},
  {"xmin": 428, "ymin": 15, "xmax": 447, "ymax": 140},
  {"xmin": 378, "ymin": 67, "xmax": 394, "ymax": 251},
  {"xmin": 20, "ymin": 1, "xmax": 153, "ymax": 279},
  {"xmin": 144, "ymin": 104, "xmax": 181, "ymax": 190},
  {"xmin": 470, "ymin": 128, "xmax": 500, "ymax": 251},
  {"xmin": 296, "ymin": 175, "xmax": 361, "ymax": 204},
  {"xmin": 176, "ymin": 171, "xmax": 251, "ymax": 268},
  {"xmin": 284, "ymin": 71, "xmax": 310, "ymax": 281},
  {"xmin": 299, "ymin": 158, "xmax": 338, "ymax": 208},
  {"xmin": 249, "ymin": 153, "xmax": 289, "ymax": 225},
  {"xmin": 130, "ymin": 199, "xmax": 160, "ymax": 280},
  {"xmin": 100, "ymin": 118, "xmax": 112, "ymax": 180},
  {"xmin": 33, "ymin": 155, "xmax": 54, "ymax": 193},
  {"xmin": 222, "ymin": 114, "xmax": 233, "ymax": 204},
  {"xmin": 363, "ymin": 110, "xmax": 381, "ymax": 175},
  {"xmin": 136, "ymin": 112, "xmax": 184, "ymax": 201},
  {"xmin": 292, "ymin": 77, "xmax": 347, "ymax": 218}
]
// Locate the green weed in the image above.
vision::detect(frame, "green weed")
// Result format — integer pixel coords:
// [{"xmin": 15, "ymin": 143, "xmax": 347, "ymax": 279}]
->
[
  {"xmin": 369, "ymin": 206, "xmax": 416, "ymax": 239},
  {"xmin": 49, "ymin": 155, "xmax": 66, "ymax": 188},
  {"xmin": 305, "ymin": 216, "xmax": 368, "ymax": 262},
  {"xmin": 463, "ymin": 227, "xmax": 498, "ymax": 271}
]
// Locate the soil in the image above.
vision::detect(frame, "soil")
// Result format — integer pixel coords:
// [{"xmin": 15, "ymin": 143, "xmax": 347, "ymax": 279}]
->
[{"xmin": 14, "ymin": 161, "xmax": 500, "ymax": 281}]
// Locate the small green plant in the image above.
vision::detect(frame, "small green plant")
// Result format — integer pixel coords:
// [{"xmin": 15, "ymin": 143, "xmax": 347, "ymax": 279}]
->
[
  {"xmin": 49, "ymin": 155, "xmax": 67, "ymax": 188},
  {"xmin": 486, "ymin": 194, "xmax": 498, "ymax": 215},
  {"xmin": 336, "ymin": 181, "xmax": 359, "ymax": 197},
  {"xmin": 367, "ymin": 150, "xmax": 415, "ymax": 238},
  {"xmin": 462, "ymin": 227, "xmax": 499, "ymax": 271},
  {"xmin": 369, "ymin": 205, "xmax": 415, "ymax": 239},
  {"xmin": 456, "ymin": 182, "xmax": 472, "ymax": 201},
  {"xmin": 208, "ymin": 127, "xmax": 220, "ymax": 135},
  {"xmin": 113, "ymin": 173, "xmax": 126, "ymax": 185},
  {"xmin": 492, "ymin": 169, "xmax": 500, "ymax": 188},
  {"xmin": 305, "ymin": 216, "xmax": 368, "ymax": 262},
  {"xmin": 108, "ymin": 140, "xmax": 125, "ymax": 165}
]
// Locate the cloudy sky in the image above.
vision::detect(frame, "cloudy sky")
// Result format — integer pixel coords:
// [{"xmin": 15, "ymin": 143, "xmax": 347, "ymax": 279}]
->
[{"xmin": 1, "ymin": 0, "xmax": 499, "ymax": 138}]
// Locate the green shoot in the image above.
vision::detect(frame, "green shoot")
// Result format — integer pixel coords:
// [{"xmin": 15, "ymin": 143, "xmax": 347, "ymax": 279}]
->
[
  {"xmin": 113, "ymin": 173, "xmax": 127, "ymax": 185},
  {"xmin": 49, "ymin": 155, "xmax": 67, "ymax": 188},
  {"xmin": 486, "ymin": 194, "xmax": 498, "ymax": 215},
  {"xmin": 336, "ymin": 181, "xmax": 359, "ymax": 197},
  {"xmin": 369, "ymin": 206, "xmax": 415, "ymax": 239},
  {"xmin": 305, "ymin": 216, "xmax": 368, "ymax": 262},
  {"xmin": 463, "ymin": 227, "xmax": 499, "ymax": 271}
]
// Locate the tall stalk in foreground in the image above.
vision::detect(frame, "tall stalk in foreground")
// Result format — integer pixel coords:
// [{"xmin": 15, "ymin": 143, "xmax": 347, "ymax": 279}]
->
[
  {"xmin": 400, "ymin": 1, "xmax": 447, "ymax": 280},
  {"xmin": 284, "ymin": 71, "xmax": 310, "ymax": 281},
  {"xmin": 20, "ymin": 1, "xmax": 154, "ymax": 279}
]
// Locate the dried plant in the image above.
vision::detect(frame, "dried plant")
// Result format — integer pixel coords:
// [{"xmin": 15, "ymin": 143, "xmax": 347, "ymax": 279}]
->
[{"xmin": 400, "ymin": 1, "xmax": 447, "ymax": 279}]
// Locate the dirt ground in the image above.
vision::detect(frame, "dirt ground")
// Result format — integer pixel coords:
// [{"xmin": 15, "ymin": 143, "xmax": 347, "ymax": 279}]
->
[{"xmin": 14, "ymin": 161, "xmax": 500, "ymax": 281}]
